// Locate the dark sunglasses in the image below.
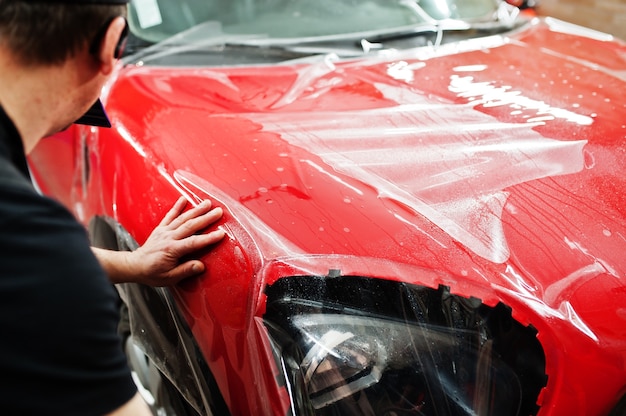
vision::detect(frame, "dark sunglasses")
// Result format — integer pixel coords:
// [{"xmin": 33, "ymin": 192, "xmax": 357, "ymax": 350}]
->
[{"xmin": 89, "ymin": 17, "xmax": 129, "ymax": 59}]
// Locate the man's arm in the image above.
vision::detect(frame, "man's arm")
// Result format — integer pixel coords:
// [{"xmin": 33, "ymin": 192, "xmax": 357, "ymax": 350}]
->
[{"xmin": 93, "ymin": 197, "xmax": 225, "ymax": 286}]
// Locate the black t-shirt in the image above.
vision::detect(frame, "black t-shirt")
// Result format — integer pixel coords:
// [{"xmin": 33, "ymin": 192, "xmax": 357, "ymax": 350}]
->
[{"xmin": 0, "ymin": 107, "xmax": 137, "ymax": 415}]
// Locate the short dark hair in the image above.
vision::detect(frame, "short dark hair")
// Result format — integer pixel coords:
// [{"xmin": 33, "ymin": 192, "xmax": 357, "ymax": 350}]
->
[{"xmin": 0, "ymin": 1, "xmax": 127, "ymax": 66}]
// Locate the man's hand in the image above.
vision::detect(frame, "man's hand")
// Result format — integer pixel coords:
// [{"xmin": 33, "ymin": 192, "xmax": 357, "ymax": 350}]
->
[{"xmin": 93, "ymin": 197, "xmax": 225, "ymax": 286}]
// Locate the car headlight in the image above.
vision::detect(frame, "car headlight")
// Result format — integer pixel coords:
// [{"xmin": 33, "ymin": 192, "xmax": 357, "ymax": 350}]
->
[
  {"xmin": 297, "ymin": 316, "xmax": 388, "ymax": 409},
  {"xmin": 264, "ymin": 275, "xmax": 547, "ymax": 416}
]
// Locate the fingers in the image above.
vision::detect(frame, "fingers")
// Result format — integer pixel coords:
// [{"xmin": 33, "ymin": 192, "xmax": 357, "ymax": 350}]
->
[
  {"xmin": 161, "ymin": 197, "xmax": 215, "ymax": 228},
  {"xmin": 159, "ymin": 196, "xmax": 189, "ymax": 226},
  {"xmin": 168, "ymin": 199, "xmax": 216, "ymax": 231},
  {"xmin": 149, "ymin": 260, "xmax": 206, "ymax": 286},
  {"xmin": 172, "ymin": 206, "xmax": 223, "ymax": 240},
  {"xmin": 156, "ymin": 231, "xmax": 225, "ymax": 285},
  {"xmin": 160, "ymin": 197, "xmax": 222, "ymax": 236},
  {"xmin": 173, "ymin": 260, "xmax": 206, "ymax": 283},
  {"xmin": 177, "ymin": 228, "xmax": 226, "ymax": 255},
  {"xmin": 173, "ymin": 230, "xmax": 226, "ymax": 283},
  {"xmin": 132, "ymin": 227, "xmax": 226, "ymax": 286}
]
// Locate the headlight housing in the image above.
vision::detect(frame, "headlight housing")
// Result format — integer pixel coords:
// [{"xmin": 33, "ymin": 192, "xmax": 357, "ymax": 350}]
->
[{"xmin": 264, "ymin": 275, "xmax": 546, "ymax": 416}]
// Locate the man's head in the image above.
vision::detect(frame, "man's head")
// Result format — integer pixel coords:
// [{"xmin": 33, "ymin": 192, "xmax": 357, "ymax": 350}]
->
[
  {"xmin": 0, "ymin": 0, "xmax": 129, "ymax": 133},
  {"xmin": 0, "ymin": 1, "xmax": 128, "ymax": 67}
]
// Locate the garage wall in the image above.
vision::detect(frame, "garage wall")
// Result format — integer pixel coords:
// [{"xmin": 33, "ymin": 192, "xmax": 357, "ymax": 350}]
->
[{"xmin": 535, "ymin": 0, "xmax": 626, "ymax": 41}]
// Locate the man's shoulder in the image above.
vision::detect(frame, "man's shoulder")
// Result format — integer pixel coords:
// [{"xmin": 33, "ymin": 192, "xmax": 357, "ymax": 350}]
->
[
  {"xmin": 0, "ymin": 159, "xmax": 75, "ymax": 230},
  {"xmin": 0, "ymin": 154, "xmax": 99, "ymax": 284}
]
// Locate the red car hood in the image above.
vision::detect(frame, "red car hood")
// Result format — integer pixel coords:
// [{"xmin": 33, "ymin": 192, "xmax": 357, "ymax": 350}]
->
[
  {"xmin": 90, "ymin": 17, "xmax": 626, "ymax": 414},
  {"xmin": 108, "ymin": 16, "xmax": 626, "ymax": 282}
]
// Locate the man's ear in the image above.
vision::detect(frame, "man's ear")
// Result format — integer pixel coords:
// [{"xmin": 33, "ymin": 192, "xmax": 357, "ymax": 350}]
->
[{"xmin": 97, "ymin": 16, "xmax": 128, "ymax": 76}]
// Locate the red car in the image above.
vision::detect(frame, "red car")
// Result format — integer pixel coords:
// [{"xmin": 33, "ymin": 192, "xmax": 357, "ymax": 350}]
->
[{"xmin": 29, "ymin": 0, "xmax": 626, "ymax": 415}]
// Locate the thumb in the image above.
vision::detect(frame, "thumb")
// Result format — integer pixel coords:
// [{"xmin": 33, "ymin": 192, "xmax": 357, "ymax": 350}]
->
[{"xmin": 174, "ymin": 260, "xmax": 206, "ymax": 280}]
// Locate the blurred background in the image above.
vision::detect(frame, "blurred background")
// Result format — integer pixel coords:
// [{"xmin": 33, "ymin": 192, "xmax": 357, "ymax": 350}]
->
[{"xmin": 537, "ymin": 0, "xmax": 626, "ymax": 41}]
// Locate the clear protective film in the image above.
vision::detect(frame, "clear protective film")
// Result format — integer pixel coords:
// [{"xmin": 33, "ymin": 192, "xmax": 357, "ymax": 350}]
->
[
  {"xmin": 124, "ymin": 20, "xmax": 626, "ymax": 413},
  {"xmin": 28, "ymin": 5, "xmax": 626, "ymax": 415}
]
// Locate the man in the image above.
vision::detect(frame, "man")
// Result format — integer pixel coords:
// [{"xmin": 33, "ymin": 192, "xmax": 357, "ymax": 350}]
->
[{"xmin": 0, "ymin": 0, "xmax": 225, "ymax": 414}]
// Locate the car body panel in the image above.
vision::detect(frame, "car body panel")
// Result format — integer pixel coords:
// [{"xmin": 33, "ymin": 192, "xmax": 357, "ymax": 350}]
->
[{"xmin": 30, "ymin": 16, "xmax": 626, "ymax": 415}]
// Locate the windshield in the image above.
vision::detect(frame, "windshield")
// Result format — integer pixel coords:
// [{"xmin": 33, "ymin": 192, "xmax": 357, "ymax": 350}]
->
[{"xmin": 126, "ymin": 0, "xmax": 520, "ymax": 65}]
